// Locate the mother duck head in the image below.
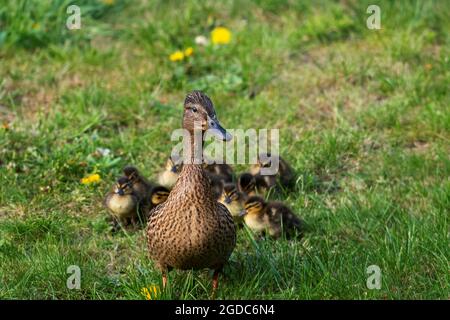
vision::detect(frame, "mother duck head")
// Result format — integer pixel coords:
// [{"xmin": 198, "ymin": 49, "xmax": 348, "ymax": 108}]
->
[{"xmin": 183, "ymin": 90, "xmax": 232, "ymax": 142}]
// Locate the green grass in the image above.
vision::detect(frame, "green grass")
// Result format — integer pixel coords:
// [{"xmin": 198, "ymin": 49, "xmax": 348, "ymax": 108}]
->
[{"xmin": 0, "ymin": 0, "xmax": 449, "ymax": 299}]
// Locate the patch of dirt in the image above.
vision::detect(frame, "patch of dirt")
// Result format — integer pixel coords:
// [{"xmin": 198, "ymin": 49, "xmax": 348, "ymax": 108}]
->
[{"xmin": 405, "ymin": 140, "xmax": 430, "ymax": 154}]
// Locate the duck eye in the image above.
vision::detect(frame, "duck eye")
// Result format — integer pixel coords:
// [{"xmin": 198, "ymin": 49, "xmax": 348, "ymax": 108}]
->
[{"xmin": 192, "ymin": 107, "xmax": 197, "ymax": 113}]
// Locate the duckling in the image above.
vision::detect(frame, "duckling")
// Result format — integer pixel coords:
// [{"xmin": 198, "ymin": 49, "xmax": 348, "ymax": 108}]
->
[
  {"xmin": 218, "ymin": 183, "xmax": 245, "ymax": 224},
  {"xmin": 149, "ymin": 185, "xmax": 170, "ymax": 209},
  {"xmin": 237, "ymin": 173, "xmax": 264, "ymax": 197},
  {"xmin": 250, "ymin": 153, "xmax": 296, "ymax": 189},
  {"xmin": 123, "ymin": 166, "xmax": 153, "ymax": 200},
  {"xmin": 207, "ymin": 174, "xmax": 225, "ymax": 200},
  {"xmin": 204, "ymin": 160, "xmax": 234, "ymax": 199},
  {"xmin": 147, "ymin": 91, "xmax": 236, "ymax": 297},
  {"xmin": 123, "ymin": 165, "xmax": 156, "ymax": 222},
  {"xmin": 104, "ymin": 176, "xmax": 139, "ymax": 226},
  {"xmin": 242, "ymin": 196, "xmax": 303, "ymax": 239},
  {"xmin": 157, "ymin": 157, "xmax": 182, "ymax": 189},
  {"xmin": 204, "ymin": 162, "xmax": 234, "ymax": 183},
  {"xmin": 254, "ymin": 173, "xmax": 272, "ymax": 194}
]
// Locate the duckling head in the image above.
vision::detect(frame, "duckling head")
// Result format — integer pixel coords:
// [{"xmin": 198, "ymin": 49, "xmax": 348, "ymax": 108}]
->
[
  {"xmin": 219, "ymin": 183, "xmax": 238, "ymax": 205},
  {"xmin": 238, "ymin": 173, "xmax": 256, "ymax": 195},
  {"xmin": 123, "ymin": 165, "xmax": 139, "ymax": 177},
  {"xmin": 250, "ymin": 153, "xmax": 272, "ymax": 175},
  {"xmin": 219, "ymin": 183, "xmax": 243, "ymax": 218},
  {"xmin": 158, "ymin": 157, "xmax": 182, "ymax": 188},
  {"xmin": 123, "ymin": 165, "xmax": 142, "ymax": 184},
  {"xmin": 165, "ymin": 157, "xmax": 182, "ymax": 174},
  {"xmin": 114, "ymin": 176, "xmax": 134, "ymax": 196},
  {"xmin": 242, "ymin": 196, "xmax": 266, "ymax": 218},
  {"xmin": 150, "ymin": 186, "xmax": 170, "ymax": 206},
  {"xmin": 183, "ymin": 91, "xmax": 232, "ymax": 142},
  {"xmin": 241, "ymin": 196, "xmax": 268, "ymax": 233},
  {"xmin": 106, "ymin": 176, "xmax": 137, "ymax": 217}
]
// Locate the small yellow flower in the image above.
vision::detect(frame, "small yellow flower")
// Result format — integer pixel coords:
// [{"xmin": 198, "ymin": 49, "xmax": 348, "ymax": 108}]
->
[
  {"xmin": 81, "ymin": 173, "xmax": 101, "ymax": 184},
  {"xmin": 169, "ymin": 50, "xmax": 184, "ymax": 62},
  {"xmin": 101, "ymin": 0, "xmax": 115, "ymax": 5},
  {"xmin": 424, "ymin": 63, "xmax": 432, "ymax": 71},
  {"xmin": 184, "ymin": 47, "xmax": 194, "ymax": 57},
  {"xmin": 32, "ymin": 23, "xmax": 40, "ymax": 30},
  {"xmin": 211, "ymin": 27, "xmax": 232, "ymax": 45},
  {"xmin": 141, "ymin": 285, "xmax": 160, "ymax": 300}
]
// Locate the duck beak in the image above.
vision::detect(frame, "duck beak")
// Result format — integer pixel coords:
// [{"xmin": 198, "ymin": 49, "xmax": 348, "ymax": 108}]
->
[{"xmin": 207, "ymin": 115, "xmax": 232, "ymax": 142}]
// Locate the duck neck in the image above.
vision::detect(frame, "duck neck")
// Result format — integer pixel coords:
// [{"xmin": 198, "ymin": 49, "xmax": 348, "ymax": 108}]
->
[
  {"xmin": 176, "ymin": 130, "xmax": 214, "ymax": 200},
  {"xmin": 185, "ymin": 129, "xmax": 204, "ymax": 165}
]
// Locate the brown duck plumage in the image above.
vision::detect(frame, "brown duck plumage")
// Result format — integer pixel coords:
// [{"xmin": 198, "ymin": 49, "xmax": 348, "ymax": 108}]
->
[{"xmin": 147, "ymin": 91, "xmax": 236, "ymax": 294}]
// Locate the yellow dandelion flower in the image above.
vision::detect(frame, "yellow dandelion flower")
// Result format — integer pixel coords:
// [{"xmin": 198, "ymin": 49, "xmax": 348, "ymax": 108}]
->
[
  {"xmin": 81, "ymin": 173, "xmax": 101, "ymax": 184},
  {"xmin": 141, "ymin": 285, "xmax": 160, "ymax": 300},
  {"xmin": 211, "ymin": 27, "xmax": 232, "ymax": 45},
  {"xmin": 169, "ymin": 50, "xmax": 184, "ymax": 62},
  {"xmin": 184, "ymin": 47, "xmax": 194, "ymax": 57},
  {"xmin": 101, "ymin": 0, "xmax": 115, "ymax": 5}
]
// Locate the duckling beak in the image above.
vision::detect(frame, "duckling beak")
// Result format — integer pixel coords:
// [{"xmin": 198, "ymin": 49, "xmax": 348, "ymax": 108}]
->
[
  {"xmin": 239, "ymin": 210, "xmax": 247, "ymax": 217},
  {"xmin": 224, "ymin": 196, "xmax": 232, "ymax": 204},
  {"xmin": 117, "ymin": 189, "xmax": 125, "ymax": 196},
  {"xmin": 207, "ymin": 115, "xmax": 232, "ymax": 142},
  {"xmin": 171, "ymin": 166, "xmax": 178, "ymax": 173}
]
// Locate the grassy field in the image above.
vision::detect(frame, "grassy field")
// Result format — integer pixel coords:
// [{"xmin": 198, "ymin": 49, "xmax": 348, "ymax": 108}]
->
[{"xmin": 0, "ymin": 0, "xmax": 449, "ymax": 299}]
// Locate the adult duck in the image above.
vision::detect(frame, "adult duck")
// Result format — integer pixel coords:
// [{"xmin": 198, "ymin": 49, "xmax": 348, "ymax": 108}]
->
[{"xmin": 147, "ymin": 91, "xmax": 236, "ymax": 297}]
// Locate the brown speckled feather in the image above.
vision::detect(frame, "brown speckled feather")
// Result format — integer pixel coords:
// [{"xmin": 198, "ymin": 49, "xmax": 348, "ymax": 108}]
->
[{"xmin": 147, "ymin": 164, "xmax": 236, "ymax": 271}]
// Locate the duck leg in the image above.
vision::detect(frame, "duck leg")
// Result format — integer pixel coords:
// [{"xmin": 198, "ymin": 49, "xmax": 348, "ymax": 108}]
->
[
  {"xmin": 211, "ymin": 269, "xmax": 220, "ymax": 299},
  {"xmin": 162, "ymin": 272, "xmax": 168, "ymax": 289}
]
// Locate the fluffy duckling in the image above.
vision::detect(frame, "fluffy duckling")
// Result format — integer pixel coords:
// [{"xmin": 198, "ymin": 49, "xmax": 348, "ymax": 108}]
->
[
  {"xmin": 208, "ymin": 174, "xmax": 225, "ymax": 200},
  {"xmin": 204, "ymin": 162, "xmax": 234, "ymax": 183},
  {"xmin": 149, "ymin": 185, "xmax": 170, "ymax": 209},
  {"xmin": 157, "ymin": 157, "xmax": 182, "ymax": 189},
  {"xmin": 123, "ymin": 165, "xmax": 153, "ymax": 201},
  {"xmin": 237, "ymin": 173, "xmax": 265, "ymax": 197},
  {"xmin": 242, "ymin": 196, "xmax": 303, "ymax": 239},
  {"xmin": 218, "ymin": 183, "xmax": 245, "ymax": 224},
  {"xmin": 204, "ymin": 161, "xmax": 234, "ymax": 199},
  {"xmin": 250, "ymin": 153, "xmax": 296, "ymax": 189},
  {"xmin": 104, "ymin": 176, "xmax": 139, "ymax": 226},
  {"xmin": 147, "ymin": 91, "xmax": 236, "ymax": 297}
]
